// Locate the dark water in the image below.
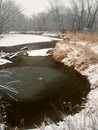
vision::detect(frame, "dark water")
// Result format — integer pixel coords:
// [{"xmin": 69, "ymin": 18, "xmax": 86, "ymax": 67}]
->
[{"xmin": 0, "ymin": 56, "xmax": 90, "ymax": 129}]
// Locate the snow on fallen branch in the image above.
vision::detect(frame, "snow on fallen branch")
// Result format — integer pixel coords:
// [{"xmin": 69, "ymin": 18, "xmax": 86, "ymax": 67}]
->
[
  {"xmin": 0, "ymin": 49, "xmax": 28, "ymax": 65},
  {"xmin": 0, "ymin": 47, "xmax": 28, "ymax": 61}
]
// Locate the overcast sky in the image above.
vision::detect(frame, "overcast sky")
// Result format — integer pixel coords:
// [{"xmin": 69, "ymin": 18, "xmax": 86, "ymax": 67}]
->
[{"xmin": 14, "ymin": 0, "xmax": 69, "ymax": 16}]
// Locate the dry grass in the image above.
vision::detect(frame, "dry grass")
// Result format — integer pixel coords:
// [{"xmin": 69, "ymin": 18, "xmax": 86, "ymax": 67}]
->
[
  {"xmin": 49, "ymin": 32, "xmax": 98, "ymax": 130},
  {"xmin": 52, "ymin": 32, "xmax": 98, "ymax": 71},
  {"xmin": 64, "ymin": 32, "xmax": 98, "ymax": 44}
]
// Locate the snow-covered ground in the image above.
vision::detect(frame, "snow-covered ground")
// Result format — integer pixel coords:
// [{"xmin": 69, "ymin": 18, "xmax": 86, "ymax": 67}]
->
[{"xmin": 0, "ymin": 34, "xmax": 59, "ymax": 47}]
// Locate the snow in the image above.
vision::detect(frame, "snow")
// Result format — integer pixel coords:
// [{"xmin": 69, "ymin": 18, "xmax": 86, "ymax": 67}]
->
[
  {"xmin": 42, "ymin": 32, "xmax": 60, "ymax": 38},
  {"xmin": 0, "ymin": 59, "xmax": 12, "ymax": 65},
  {"xmin": 76, "ymin": 41, "xmax": 88, "ymax": 46},
  {"xmin": 81, "ymin": 64, "xmax": 98, "ymax": 88},
  {"xmin": 0, "ymin": 34, "xmax": 59, "ymax": 47},
  {"xmin": 91, "ymin": 45, "xmax": 98, "ymax": 54},
  {"xmin": 0, "ymin": 124, "xmax": 5, "ymax": 130},
  {"xmin": 27, "ymin": 48, "xmax": 52, "ymax": 56}
]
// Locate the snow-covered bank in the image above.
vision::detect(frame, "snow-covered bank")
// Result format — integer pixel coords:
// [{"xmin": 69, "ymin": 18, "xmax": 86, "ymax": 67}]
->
[
  {"xmin": 47, "ymin": 38, "xmax": 98, "ymax": 130},
  {"xmin": 27, "ymin": 34, "xmax": 98, "ymax": 130},
  {"xmin": 52, "ymin": 40, "xmax": 98, "ymax": 90},
  {"xmin": 0, "ymin": 34, "xmax": 60, "ymax": 47}
]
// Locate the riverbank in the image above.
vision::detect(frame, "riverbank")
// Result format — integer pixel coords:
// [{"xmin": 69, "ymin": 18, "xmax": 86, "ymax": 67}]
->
[
  {"xmin": 26, "ymin": 33, "xmax": 98, "ymax": 130},
  {"xmin": 49, "ymin": 33, "xmax": 98, "ymax": 130},
  {"xmin": 0, "ymin": 33, "xmax": 98, "ymax": 130}
]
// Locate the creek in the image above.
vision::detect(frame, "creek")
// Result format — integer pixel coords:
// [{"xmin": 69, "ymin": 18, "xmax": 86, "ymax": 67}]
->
[{"xmin": 0, "ymin": 55, "xmax": 90, "ymax": 129}]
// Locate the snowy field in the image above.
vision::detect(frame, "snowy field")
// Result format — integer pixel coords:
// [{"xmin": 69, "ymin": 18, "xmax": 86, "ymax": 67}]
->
[{"xmin": 0, "ymin": 34, "xmax": 59, "ymax": 47}]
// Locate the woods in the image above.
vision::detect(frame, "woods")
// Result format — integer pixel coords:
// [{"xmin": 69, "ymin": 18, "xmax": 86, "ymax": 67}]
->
[
  {"xmin": 0, "ymin": 0, "xmax": 21, "ymax": 34},
  {"xmin": 0, "ymin": 0, "xmax": 98, "ymax": 33},
  {"xmin": 70, "ymin": 0, "xmax": 98, "ymax": 31}
]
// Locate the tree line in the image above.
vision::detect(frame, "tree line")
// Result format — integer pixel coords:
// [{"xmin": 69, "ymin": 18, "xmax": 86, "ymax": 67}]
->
[{"xmin": 0, "ymin": 0, "xmax": 98, "ymax": 34}]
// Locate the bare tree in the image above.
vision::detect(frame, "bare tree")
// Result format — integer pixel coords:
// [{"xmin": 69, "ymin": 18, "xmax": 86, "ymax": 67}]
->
[
  {"xmin": 0, "ymin": 0, "xmax": 22, "ymax": 34},
  {"xmin": 0, "ymin": 0, "xmax": 3, "ymax": 34},
  {"xmin": 70, "ymin": 0, "xmax": 98, "ymax": 32},
  {"xmin": 4, "ymin": 0, "xmax": 98, "ymax": 33},
  {"xmin": 48, "ymin": 0, "xmax": 67, "ymax": 32},
  {"xmin": 86, "ymin": 1, "xmax": 98, "ymax": 30}
]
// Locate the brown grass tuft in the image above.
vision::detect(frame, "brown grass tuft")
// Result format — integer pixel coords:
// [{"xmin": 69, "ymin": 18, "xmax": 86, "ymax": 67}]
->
[{"xmin": 52, "ymin": 33, "xmax": 98, "ymax": 71}]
